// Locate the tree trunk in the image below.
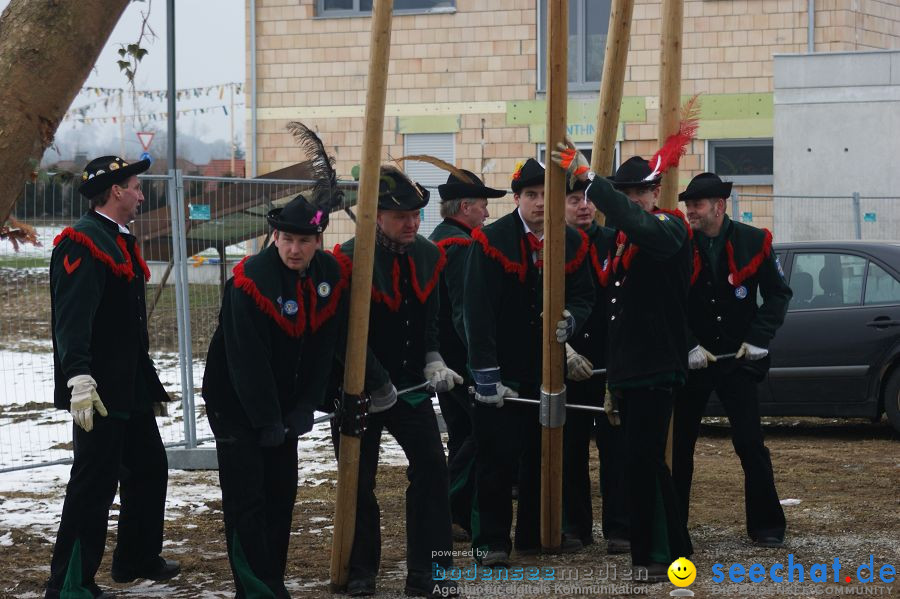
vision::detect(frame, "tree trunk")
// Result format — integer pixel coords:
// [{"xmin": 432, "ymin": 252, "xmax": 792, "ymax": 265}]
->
[{"xmin": 0, "ymin": 0, "xmax": 130, "ymax": 225}]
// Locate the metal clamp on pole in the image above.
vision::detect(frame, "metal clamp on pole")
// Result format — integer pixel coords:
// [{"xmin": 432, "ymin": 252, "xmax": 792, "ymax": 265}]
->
[{"xmin": 540, "ymin": 386, "xmax": 567, "ymax": 428}]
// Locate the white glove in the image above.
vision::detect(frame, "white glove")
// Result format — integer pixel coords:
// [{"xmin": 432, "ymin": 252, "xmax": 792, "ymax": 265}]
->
[
  {"xmin": 423, "ymin": 352, "xmax": 464, "ymax": 393},
  {"xmin": 736, "ymin": 342, "xmax": 768, "ymax": 360},
  {"xmin": 688, "ymin": 345, "xmax": 718, "ymax": 370},
  {"xmin": 565, "ymin": 343, "xmax": 593, "ymax": 382},
  {"xmin": 603, "ymin": 391, "xmax": 621, "ymax": 427},
  {"xmin": 472, "ymin": 368, "xmax": 517, "ymax": 408},
  {"xmin": 369, "ymin": 381, "xmax": 397, "ymax": 414},
  {"xmin": 556, "ymin": 309, "xmax": 576, "ymax": 344},
  {"xmin": 67, "ymin": 375, "xmax": 108, "ymax": 432}
]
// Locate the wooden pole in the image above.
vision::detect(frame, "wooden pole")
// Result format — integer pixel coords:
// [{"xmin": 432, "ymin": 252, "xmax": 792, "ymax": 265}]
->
[
  {"xmin": 657, "ymin": 0, "xmax": 684, "ymax": 212},
  {"xmin": 328, "ymin": 0, "xmax": 393, "ymax": 590},
  {"xmin": 658, "ymin": 0, "xmax": 684, "ymax": 470},
  {"xmin": 540, "ymin": 0, "xmax": 567, "ymax": 552},
  {"xmin": 591, "ymin": 0, "xmax": 635, "ymax": 200}
]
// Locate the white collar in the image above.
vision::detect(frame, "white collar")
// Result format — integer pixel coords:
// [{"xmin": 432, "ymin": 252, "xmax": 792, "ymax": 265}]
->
[
  {"xmin": 516, "ymin": 208, "xmax": 543, "ymax": 241},
  {"xmin": 94, "ymin": 210, "xmax": 131, "ymax": 234}
]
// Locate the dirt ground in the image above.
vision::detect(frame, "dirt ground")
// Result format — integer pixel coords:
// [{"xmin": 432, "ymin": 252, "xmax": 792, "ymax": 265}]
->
[{"xmin": 2, "ymin": 417, "xmax": 898, "ymax": 599}]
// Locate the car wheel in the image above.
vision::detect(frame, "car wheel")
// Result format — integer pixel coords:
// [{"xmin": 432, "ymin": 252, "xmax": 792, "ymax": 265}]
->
[{"xmin": 885, "ymin": 368, "xmax": 900, "ymax": 435}]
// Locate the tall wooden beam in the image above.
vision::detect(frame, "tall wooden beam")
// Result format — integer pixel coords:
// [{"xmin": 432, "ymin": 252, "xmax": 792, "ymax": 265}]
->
[
  {"xmin": 657, "ymin": 0, "xmax": 685, "ymax": 212},
  {"xmin": 329, "ymin": 0, "xmax": 393, "ymax": 590},
  {"xmin": 540, "ymin": 0, "xmax": 568, "ymax": 552}
]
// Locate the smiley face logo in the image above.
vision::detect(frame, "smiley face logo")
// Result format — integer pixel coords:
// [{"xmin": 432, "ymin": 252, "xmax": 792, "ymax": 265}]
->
[{"xmin": 668, "ymin": 557, "xmax": 696, "ymax": 587}]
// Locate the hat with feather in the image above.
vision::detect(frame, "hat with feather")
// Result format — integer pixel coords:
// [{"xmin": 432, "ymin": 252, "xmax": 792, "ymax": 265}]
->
[
  {"xmin": 267, "ymin": 122, "xmax": 346, "ymax": 234},
  {"xmin": 608, "ymin": 94, "xmax": 701, "ymax": 190}
]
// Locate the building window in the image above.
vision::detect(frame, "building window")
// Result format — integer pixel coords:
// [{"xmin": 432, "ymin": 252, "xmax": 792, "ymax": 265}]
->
[
  {"xmin": 403, "ymin": 133, "xmax": 455, "ymax": 238},
  {"xmin": 538, "ymin": 0, "xmax": 612, "ymax": 92},
  {"xmin": 707, "ymin": 139, "xmax": 774, "ymax": 186},
  {"xmin": 317, "ymin": 0, "xmax": 454, "ymax": 16}
]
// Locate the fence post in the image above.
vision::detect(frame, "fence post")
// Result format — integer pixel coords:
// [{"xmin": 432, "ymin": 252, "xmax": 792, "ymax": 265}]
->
[
  {"xmin": 168, "ymin": 169, "xmax": 197, "ymax": 449},
  {"xmin": 852, "ymin": 192, "xmax": 862, "ymax": 240},
  {"xmin": 731, "ymin": 190, "xmax": 740, "ymax": 222}
]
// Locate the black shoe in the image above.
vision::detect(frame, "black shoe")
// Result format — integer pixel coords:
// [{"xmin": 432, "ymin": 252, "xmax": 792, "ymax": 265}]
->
[
  {"xmin": 559, "ymin": 534, "xmax": 583, "ymax": 554},
  {"xmin": 110, "ymin": 557, "xmax": 181, "ymax": 583},
  {"xmin": 347, "ymin": 578, "xmax": 376, "ymax": 597},
  {"xmin": 635, "ymin": 562, "xmax": 670, "ymax": 584},
  {"xmin": 406, "ymin": 573, "xmax": 459, "ymax": 597},
  {"xmin": 606, "ymin": 537, "xmax": 630, "ymax": 554},
  {"xmin": 752, "ymin": 535, "xmax": 784, "ymax": 548},
  {"xmin": 451, "ymin": 523, "xmax": 471, "ymax": 542},
  {"xmin": 46, "ymin": 583, "xmax": 116, "ymax": 598}
]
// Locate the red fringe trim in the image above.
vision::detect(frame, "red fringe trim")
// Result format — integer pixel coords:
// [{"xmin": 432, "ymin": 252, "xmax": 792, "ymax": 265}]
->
[
  {"xmin": 304, "ymin": 251, "xmax": 351, "ymax": 332},
  {"xmin": 564, "ymin": 228, "xmax": 590, "ymax": 274},
  {"xmin": 472, "ymin": 227, "xmax": 528, "ymax": 282},
  {"xmin": 53, "ymin": 228, "xmax": 148, "ymax": 282},
  {"xmin": 130, "ymin": 240, "xmax": 151, "ymax": 281},
  {"xmin": 589, "ymin": 244, "xmax": 610, "ymax": 287},
  {"xmin": 726, "ymin": 228, "xmax": 773, "ymax": 287},
  {"xmin": 435, "ymin": 237, "xmax": 472, "ymax": 251},
  {"xmin": 690, "ymin": 244, "xmax": 702, "ymax": 286},
  {"xmin": 409, "ymin": 247, "xmax": 446, "ymax": 304},
  {"xmin": 233, "ymin": 257, "xmax": 306, "ymax": 338}
]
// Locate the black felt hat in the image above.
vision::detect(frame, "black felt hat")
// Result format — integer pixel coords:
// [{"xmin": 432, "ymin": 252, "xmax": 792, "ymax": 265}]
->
[
  {"xmin": 78, "ymin": 155, "xmax": 151, "ymax": 198},
  {"xmin": 377, "ymin": 167, "xmax": 430, "ymax": 211},
  {"xmin": 606, "ymin": 156, "xmax": 661, "ymax": 190},
  {"xmin": 438, "ymin": 169, "xmax": 506, "ymax": 202},
  {"xmin": 678, "ymin": 172, "xmax": 733, "ymax": 202},
  {"xmin": 267, "ymin": 194, "xmax": 328, "ymax": 235},
  {"xmin": 510, "ymin": 158, "xmax": 545, "ymax": 194}
]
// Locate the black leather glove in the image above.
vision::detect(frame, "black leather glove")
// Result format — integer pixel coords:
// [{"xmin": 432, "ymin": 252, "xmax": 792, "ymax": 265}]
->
[
  {"xmin": 286, "ymin": 409, "xmax": 314, "ymax": 437},
  {"xmin": 258, "ymin": 423, "xmax": 286, "ymax": 447}
]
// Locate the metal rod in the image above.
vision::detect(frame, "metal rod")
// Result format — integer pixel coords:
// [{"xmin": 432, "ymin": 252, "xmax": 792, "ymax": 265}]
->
[
  {"xmin": 166, "ymin": 0, "xmax": 176, "ymax": 169},
  {"xmin": 591, "ymin": 368, "xmax": 607, "ymax": 375},
  {"xmin": 312, "ymin": 381, "xmax": 433, "ymax": 425}
]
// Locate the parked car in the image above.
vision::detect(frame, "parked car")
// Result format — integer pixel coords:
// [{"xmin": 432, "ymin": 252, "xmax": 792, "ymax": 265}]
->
[{"xmin": 707, "ymin": 241, "xmax": 900, "ymax": 434}]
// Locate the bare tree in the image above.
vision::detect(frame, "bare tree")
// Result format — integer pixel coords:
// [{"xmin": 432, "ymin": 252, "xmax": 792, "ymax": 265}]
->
[{"xmin": 0, "ymin": 0, "xmax": 130, "ymax": 227}]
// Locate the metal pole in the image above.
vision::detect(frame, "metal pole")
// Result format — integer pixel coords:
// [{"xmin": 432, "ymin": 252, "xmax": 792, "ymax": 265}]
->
[
  {"xmin": 167, "ymin": 0, "xmax": 176, "ymax": 169},
  {"xmin": 852, "ymin": 191, "xmax": 861, "ymax": 240},
  {"xmin": 731, "ymin": 190, "xmax": 740, "ymax": 222},
  {"xmin": 249, "ymin": 0, "xmax": 258, "ymax": 177},
  {"xmin": 175, "ymin": 170, "xmax": 197, "ymax": 448},
  {"xmin": 808, "ymin": 0, "xmax": 815, "ymax": 53}
]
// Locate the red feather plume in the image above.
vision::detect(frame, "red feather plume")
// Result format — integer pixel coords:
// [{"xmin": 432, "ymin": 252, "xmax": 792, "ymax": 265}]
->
[{"xmin": 645, "ymin": 94, "xmax": 701, "ymax": 180}]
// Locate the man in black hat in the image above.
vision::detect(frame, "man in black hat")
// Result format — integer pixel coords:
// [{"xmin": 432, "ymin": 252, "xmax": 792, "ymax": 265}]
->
[
  {"xmin": 463, "ymin": 158, "xmax": 595, "ymax": 565},
  {"xmin": 202, "ymin": 193, "xmax": 349, "ymax": 597},
  {"xmin": 552, "ymin": 142, "xmax": 693, "ymax": 582},
  {"xmin": 46, "ymin": 156, "xmax": 179, "ymax": 599},
  {"xmin": 331, "ymin": 166, "xmax": 460, "ymax": 597},
  {"xmin": 428, "ymin": 169, "xmax": 506, "ymax": 541},
  {"xmin": 673, "ymin": 172, "xmax": 792, "ymax": 548},
  {"xmin": 560, "ymin": 178, "xmax": 631, "ymax": 555}
]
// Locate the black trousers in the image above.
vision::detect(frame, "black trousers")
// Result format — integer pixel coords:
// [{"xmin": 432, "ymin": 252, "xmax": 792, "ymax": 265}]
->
[
  {"xmin": 437, "ymin": 384, "xmax": 476, "ymax": 533},
  {"xmin": 471, "ymin": 386, "xmax": 541, "ymax": 554},
  {"xmin": 333, "ymin": 398, "xmax": 453, "ymax": 582},
  {"xmin": 562, "ymin": 377, "xmax": 629, "ymax": 544},
  {"xmin": 619, "ymin": 387, "xmax": 692, "ymax": 566},
  {"xmin": 46, "ymin": 411, "xmax": 167, "ymax": 595},
  {"xmin": 208, "ymin": 410, "xmax": 297, "ymax": 599},
  {"xmin": 673, "ymin": 366, "xmax": 786, "ymax": 540}
]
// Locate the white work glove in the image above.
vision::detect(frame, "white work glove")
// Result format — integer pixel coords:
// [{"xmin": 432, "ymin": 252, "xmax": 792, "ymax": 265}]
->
[
  {"xmin": 556, "ymin": 309, "xmax": 576, "ymax": 344},
  {"xmin": 551, "ymin": 136, "xmax": 592, "ymax": 189},
  {"xmin": 472, "ymin": 368, "xmax": 518, "ymax": 408},
  {"xmin": 603, "ymin": 391, "xmax": 621, "ymax": 427},
  {"xmin": 67, "ymin": 374, "xmax": 108, "ymax": 432},
  {"xmin": 688, "ymin": 345, "xmax": 718, "ymax": 370},
  {"xmin": 736, "ymin": 342, "xmax": 768, "ymax": 360},
  {"xmin": 369, "ymin": 381, "xmax": 398, "ymax": 414},
  {"xmin": 565, "ymin": 343, "xmax": 593, "ymax": 382},
  {"xmin": 423, "ymin": 352, "xmax": 464, "ymax": 393}
]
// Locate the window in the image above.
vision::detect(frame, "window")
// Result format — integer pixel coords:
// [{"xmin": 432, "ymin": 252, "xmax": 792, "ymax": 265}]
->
[
  {"xmin": 864, "ymin": 262, "xmax": 900, "ymax": 306},
  {"xmin": 789, "ymin": 253, "xmax": 866, "ymax": 310},
  {"xmin": 538, "ymin": 0, "xmax": 612, "ymax": 91},
  {"xmin": 403, "ymin": 133, "xmax": 455, "ymax": 238},
  {"xmin": 318, "ymin": 0, "xmax": 454, "ymax": 16},
  {"xmin": 707, "ymin": 139, "xmax": 773, "ymax": 185}
]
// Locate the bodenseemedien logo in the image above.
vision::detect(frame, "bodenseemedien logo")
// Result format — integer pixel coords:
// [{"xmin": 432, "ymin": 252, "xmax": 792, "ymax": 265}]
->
[{"xmin": 669, "ymin": 557, "xmax": 696, "ymax": 597}]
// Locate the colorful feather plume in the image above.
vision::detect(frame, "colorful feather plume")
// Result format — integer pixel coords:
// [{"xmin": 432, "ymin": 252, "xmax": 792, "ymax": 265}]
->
[
  {"xmin": 286, "ymin": 121, "xmax": 345, "ymax": 212},
  {"xmin": 644, "ymin": 94, "xmax": 701, "ymax": 181},
  {"xmin": 394, "ymin": 154, "xmax": 474, "ymax": 184}
]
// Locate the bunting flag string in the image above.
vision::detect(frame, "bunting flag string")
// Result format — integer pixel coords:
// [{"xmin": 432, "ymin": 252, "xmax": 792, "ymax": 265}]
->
[
  {"xmin": 77, "ymin": 81, "xmax": 243, "ymax": 101},
  {"xmin": 63, "ymin": 103, "xmax": 245, "ymax": 124}
]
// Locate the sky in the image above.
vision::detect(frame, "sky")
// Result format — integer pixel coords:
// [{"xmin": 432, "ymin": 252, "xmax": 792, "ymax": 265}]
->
[{"xmin": 0, "ymin": 0, "xmax": 246, "ymax": 163}]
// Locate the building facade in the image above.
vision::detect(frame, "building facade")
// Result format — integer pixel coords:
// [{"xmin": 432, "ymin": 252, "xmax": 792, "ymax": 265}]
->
[{"xmin": 247, "ymin": 0, "xmax": 900, "ymax": 243}]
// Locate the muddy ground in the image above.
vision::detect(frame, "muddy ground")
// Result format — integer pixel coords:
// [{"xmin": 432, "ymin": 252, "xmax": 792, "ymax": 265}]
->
[{"xmin": 1, "ymin": 417, "xmax": 898, "ymax": 598}]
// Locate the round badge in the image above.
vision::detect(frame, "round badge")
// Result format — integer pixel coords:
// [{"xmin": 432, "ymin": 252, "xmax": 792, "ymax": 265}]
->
[
  {"xmin": 727, "ymin": 273, "xmax": 734, "ymax": 285},
  {"xmin": 283, "ymin": 300, "xmax": 299, "ymax": 315},
  {"xmin": 734, "ymin": 285, "xmax": 748, "ymax": 299},
  {"xmin": 317, "ymin": 282, "xmax": 332, "ymax": 298}
]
